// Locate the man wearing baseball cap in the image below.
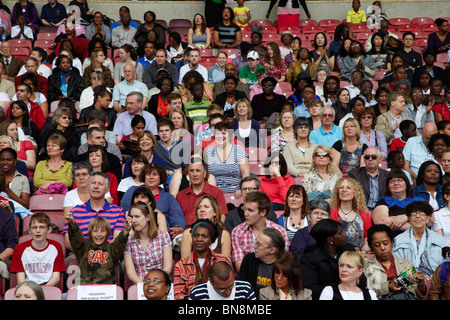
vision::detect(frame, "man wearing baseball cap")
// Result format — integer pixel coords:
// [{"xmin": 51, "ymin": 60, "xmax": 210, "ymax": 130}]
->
[{"xmin": 238, "ymin": 50, "xmax": 266, "ymax": 86}]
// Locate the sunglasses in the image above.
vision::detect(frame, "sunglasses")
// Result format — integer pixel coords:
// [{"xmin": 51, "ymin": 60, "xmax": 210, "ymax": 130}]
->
[
  {"xmin": 315, "ymin": 152, "xmax": 329, "ymax": 157},
  {"xmin": 360, "ymin": 115, "xmax": 372, "ymax": 120},
  {"xmin": 364, "ymin": 154, "xmax": 378, "ymax": 160}
]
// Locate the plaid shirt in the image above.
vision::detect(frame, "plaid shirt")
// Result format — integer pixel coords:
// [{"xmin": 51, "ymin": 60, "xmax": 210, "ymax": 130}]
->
[
  {"xmin": 231, "ymin": 219, "xmax": 290, "ymax": 263},
  {"xmin": 124, "ymin": 230, "xmax": 172, "ymax": 280},
  {"xmin": 259, "ymin": 57, "xmax": 287, "ymax": 81},
  {"xmin": 173, "ymin": 250, "xmax": 231, "ymax": 300}
]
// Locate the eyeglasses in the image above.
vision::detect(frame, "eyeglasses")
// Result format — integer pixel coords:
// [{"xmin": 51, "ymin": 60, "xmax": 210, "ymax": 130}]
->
[
  {"xmin": 360, "ymin": 115, "xmax": 372, "ymax": 120},
  {"xmin": 143, "ymin": 278, "xmax": 163, "ymax": 285},
  {"xmin": 321, "ymin": 114, "xmax": 334, "ymax": 118},
  {"xmin": 409, "ymin": 212, "xmax": 427, "ymax": 217},
  {"xmin": 364, "ymin": 154, "xmax": 378, "ymax": 160},
  {"xmin": 389, "ymin": 178, "xmax": 405, "ymax": 184},
  {"xmin": 75, "ymin": 172, "xmax": 90, "ymax": 178},
  {"xmin": 315, "ymin": 152, "xmax": 329, "ymax": 157},
  {"xmin": 214, "ymin": 283, "xmax": 235, "ymax": 293},
  {"xmin": 30, "ymin": 225, "xmax": 49, "ymax": 231}
]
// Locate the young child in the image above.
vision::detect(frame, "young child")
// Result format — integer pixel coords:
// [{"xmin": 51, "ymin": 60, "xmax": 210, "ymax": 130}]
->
[
  {"xmin": 10, "ymin": 212, "xmax": 65, "ymax": 286},
  {"xmin": 390, "ymin": 119, "xmax": 416, "ymax": 152},
  {"xmin": 184, "ymin": 82, "xmax": 211, "ymax": 125},
  {"xmin": 11, "ymin": 13, "xmax": 34, "ymax": 41},
  {"xmin": 346, "ymin": 0, "xmax": 367, "ymax": 26},
  {"xmin": 438, "ymin": 120, "xmax": 450, "ymax": 137},
  {"xmin": 385, "ymin": 150, "xmax": 413, "ymax": 185},
  {"xmin": 233, "ymin": 0, "xmax": 251, "ymax": 27},
  {"xmin": 65, "ymin": 213, "xmax": 131, "ymax": 284}
]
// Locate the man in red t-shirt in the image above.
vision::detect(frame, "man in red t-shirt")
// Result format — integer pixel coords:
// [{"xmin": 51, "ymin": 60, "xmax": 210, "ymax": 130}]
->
[{"xmin": 10, "ymin": 213, "xmax": 65, "ymax": 286}]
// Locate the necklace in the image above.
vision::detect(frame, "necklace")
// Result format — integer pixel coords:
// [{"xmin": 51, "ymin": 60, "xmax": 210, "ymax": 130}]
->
[
  {"xmin": 340, "ymin": 207, "xmax": 353, "ymax": 220},
  {"xmin": 289, "ymin": 216, "xmax": 303, "ymax": 230}
]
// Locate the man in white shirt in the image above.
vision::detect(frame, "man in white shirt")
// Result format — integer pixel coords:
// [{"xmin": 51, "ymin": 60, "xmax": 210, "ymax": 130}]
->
[
  {"xmin": 17, "ymin": 47, "xmax": 52, "ymax": 78},
  {"xmin": 178, "ymin": 48, "xmax": 208, "ymax": 85},
  {"xmin": 11, "ymin": 14, "xmax": 34, "ymax": 41}
]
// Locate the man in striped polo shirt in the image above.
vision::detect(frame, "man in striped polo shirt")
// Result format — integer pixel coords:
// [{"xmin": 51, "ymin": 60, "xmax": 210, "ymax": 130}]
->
[
  {"xmin": 63, "ymin": 172, "xmax": 126, "ymax": 252},
  {"xmin": 189, "ymin": 261, "xmax": 255, "ymax": 300}
]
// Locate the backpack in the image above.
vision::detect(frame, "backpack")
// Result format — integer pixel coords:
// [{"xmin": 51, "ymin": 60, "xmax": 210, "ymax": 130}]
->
[{"xmin": 440, "ymin": 262, "xmax": 450, "ymax": 288}]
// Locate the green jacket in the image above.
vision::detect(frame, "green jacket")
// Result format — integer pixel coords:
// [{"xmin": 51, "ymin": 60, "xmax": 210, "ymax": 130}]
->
[{"xmin": 69, "ymin": 222, "xmax": 128, "ymax": 285}]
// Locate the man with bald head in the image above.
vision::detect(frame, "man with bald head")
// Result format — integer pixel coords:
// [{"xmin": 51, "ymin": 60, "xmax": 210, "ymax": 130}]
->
[
  {"xmin": 213, "ymin": 62, "xmax": 249, "ymax": 100},
  {"xmin": 403, "ymin": 121, "xmax": 438, "ymax": 181},
  {"xmin": 348, "ymin": 146, "xmax": 389, "ymax": 210},
  {"xmin": 112, "ymin": 62, "xmax": 148, "ymax": 113}
]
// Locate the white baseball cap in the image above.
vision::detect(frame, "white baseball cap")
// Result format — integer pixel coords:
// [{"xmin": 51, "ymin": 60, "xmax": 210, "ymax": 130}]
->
[{"xmin": 246, "ymin": 50, "xmax": 259, "ymax": 60}]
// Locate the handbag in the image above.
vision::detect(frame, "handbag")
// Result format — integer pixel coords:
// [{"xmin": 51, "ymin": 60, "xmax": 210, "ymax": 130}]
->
[{"xmin": 383, "ymin": 288, "xmax": 418, "ymax": 300}]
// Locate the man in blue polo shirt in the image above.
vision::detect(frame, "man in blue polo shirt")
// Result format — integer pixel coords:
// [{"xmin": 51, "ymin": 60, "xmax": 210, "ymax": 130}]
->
[
  {"xmin": 112, "ymin": 63, "xmax": 149, "ymax": 113},
  {"xmin": 309, "ymin": 105, "xmax": 342, "ymax": 149},
  {"xmin": 63, "ymin": 172, "xmax": 126, "ymax": 252},
  {"xmin": 41, "ymin": 0, "xmax": 68, "ymax": 27}
]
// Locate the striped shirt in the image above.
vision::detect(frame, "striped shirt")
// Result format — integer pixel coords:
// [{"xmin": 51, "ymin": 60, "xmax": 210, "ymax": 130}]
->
[
  {"xmin": 183, "ymin": 99, "xmax": 211, "ymax": 124},
  {"xmin": 207, "ymin": 144, "xmax": 248, "ymax": 193},
  {"xmin": 111, "ymin": 24, "xmax": 138, "ymax": 48},
  {"xmin": 189, "ymin": 280, "xmax": 256, "ymax": 300},
  {"xmin": 124, "ymin": 230, "xmax": 172, "ymax": 281},
  {"xmin": 62, "ymin": 200, "xmax": 126, "ymax": 241}
]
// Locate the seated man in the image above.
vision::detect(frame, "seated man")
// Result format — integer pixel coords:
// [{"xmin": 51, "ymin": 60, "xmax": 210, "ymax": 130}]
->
[
  {"xmin": 309, "ymin": 105, "xmax": 343, "ymax": 149},
  {"xmin": 412, "ymin": 49, "xmax": 446, "ymax": 88},
  {"xmin": 17, "ymin": 47, "xmax": 52, "ymax": 79},
  {"xmin": 346, "ymin": 0, "xmax": 366, "ymax": 26},
  {"xmin": 110, "ymin": 6, "xmax": 139, "ymax": 36},
  {"xmin": 41, "ymin": 0, "xmax": 68, "ymax": 27},
  {"xmin": 178, "ymin": 48, "xmax": 208, "ymax": 85},
  {"xmin": 14, "ymin": 57, "xmax": 49, "ymax": 99},
  {"xmin": 365, "ymin": 18, "xmax": 398, "ymax": 52},
  {"xmin": 111, "ymin": 11, "xmax": 138, "ymax": 49},
  {"xmin": 224, "ymin": 176, "xmax": 278, "ymax": 235},
  {"xmin": 54, "ymin": 20, "xmax": 86, "ymax": 43},
  {"xmin": 213, "ymin": 63, "xmax": 249, "ymax": 100},
  {"xmin": 143, "ymin": 48, "xmax": 179, "ymax": 90},
  {"xmin": 176, "ymin": 157, "xmax": 228, "ymax": 227},
  {"xmin": 112, "ymin": 63, "xmax": 149, "ymax": 113},
  {"xmin": 0, "ymin": 41, "xmax": 24, "ymax": 82},
  {"xmin": 231, "ymin": 191, "xmax": 289, "ymax": 272},
  {"xmin": 403, "ymin": 121, "xmax": 437, "ymax": 181},
  {"xmin": 348, "ymin": 147, "xmax": 389, "ymax": 210},
  {"xmin": 113, "ymin": 91, "xmax": 157, "ymax": 144},
  {"xmin": 238, "ymin": 50, "xmax": 266, "ymax": 87},
  {"xmin": 394, "ymin": 31, "xmax": 423, "ymax": 71},
  {"xmin": 11, "ymin": 13, "xmax": 34, "ymax": 41},
  {"xmin": 78, "ymin": 126, "xmax": 122, "ymax": 161}
]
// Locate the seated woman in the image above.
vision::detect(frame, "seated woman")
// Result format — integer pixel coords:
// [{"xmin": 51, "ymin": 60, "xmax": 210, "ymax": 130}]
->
[
  {"xmin": 79, "ymin": 87, "xmax": 116, "ymax": 130},
  {"xmin": 124, "ymin": 201, "xmax": 173, "ymax": 284},
  {"xmin": 367, "ymin": 31, "xmax": 391, "ymax": 72},
  {"xmin": 117, "ymin": 153, "xmax": 148, "ymax": 199},
  {"xmin": 180, "ymin": 195, "xmax": 231, "ymax": 259},
  {"xmin": 251, "ymin": 76, "xmax": 286, "ymax": 122},
  {"xmin": 147, "ymin": 74, "xmax": 175, "ymax": 121},
  {"xmin": 393, "ymin": 201, "xmax": 449, "ymax": 279},
  {"xmin": 372, "ymin": 168, "xmax": 426, "ymax": 237},
  {"xmin": 270, "ymin": 109, "xmax": 296, "ymax": 153},
  {"xmin": 322, "ymin": 75, "xmax": 340, "ymax": 108},
  {"xmin": 173, "ymin": 218, "xmax": 230, "ymax": 300},
  {"xmin": 427, "ymin": 18, "xmax": 450, "ymax": 54},
  {"xmin": 187, "ymin": 13, "xmax": 211, "ymax": 49},
  {"xmin": 283, "ymin": 117, "xmax": 318, "ymax": 178},
  {"xmin": 0, "ymin": 117, "xmax": 36, "ymax": 178},
  {"xmin": 340, "ymin": 40, "xmax": 377, "ymax": 81},
  {"xmin": 82, "ymin": 39, "xmax": 115, "ymax": 77},
  {"xmin": 83, "ymin": 49, "xmax": 114, "ymax": 89},
  {"xmin": 364, "ymin": 224, "xmax": 428, "ymax": 300},
  {"xmin": 34, "ymin": 132, "xmax": 73, "ymax": 192},
  {"xmin": 331, "ymin": 118, "xmax": 368, "ymax": 175},
  {"xmin": 169, "ymin": 108, "xmax": 194, "ymax": 148},
  {"xmin": 301, "ymin": 218, "xmax": 355, "ymax": 300},
  {"xmin": 166, "ymin": 32, "xmax": 188, "ymax": 64},
  {"xmin": 79, "ymin": 71, "xmax": 112, "ymax": 111},
  {"xmin": 284, "ymin": 37, "xmax": 301, "ymax": 70},
  {"xmin": 114, "ymin": 44, "xmax": 143, "ymax": 84},
  {"xmin": 63, "ymin": 162, "xmax": 113, "ymax": 216},
  {"xmin": 120, "ymin": 163, "xmax": 186, "ymax": 234},
  {"xmin": 413, "ymin": 160, "xmax": 445, "ymax": 211},
  {"xmin": 179, "ymin": 70, "xmax": 214, "ymax": 104},
  {"xmin": 38, "ymin": 106, "xmax": 80, "ymax": 163},
  {"xmin": 0, "ymin": 147, "xmax": 30, "ymax": 209},
  {"xmin": 212, "ymin": 7, "xmax": 241, "ymax": 49},
  {"xmin": 330, "ymin": 177, "xmax": 372, "ymax": 252},
  {"xmin": 134, "ymin": 10, "xmax": 166, "ymax": 49},
  {"xmin": 206, "ymin": 121, "xmax": 249, "ymax": 193},
  {"xmin": 0, "ymin": 135, "xmax": 28, "ymax": 177},
  {"xmin": 122, "ymin": 130, "xmax": 165, "ymax": 179},
  {"xmin": 320, "ymin": 251, "xmax": 377, "ymax": 300},
  {"xmin": 207, "ymin": 51, "xmax": 227, "ymax": 84},
  {"xmin": 230, "ymin": 98, "xmax": 260, "ymax": 148},
  {"xmin": 311, "ymin": 32, "xmax": 335, "ymax": 73},
  {"xmin": 356, "ymin": 107, "xmax": 388, "ymax": 160},
  {"xmin": 289, "ymin": 199, "xmax": 331, "ymax": 262},
  {"xmin": 302, "ymin": 145, "xmax": 342, "ymax": 202},
  {"xmin": 332, "ymin": 88, "xmax": 351, "ymax": 125},
  {"xmin": 260, "ymin": 42, "xmax": 287, "ymax": 82},
  {"xmin": 335, "ymin": 37, "xmax": 352, "ymax": 74},
  {"xmin": 277, "ymin": 185, "xmax": 309, "ymax": 245},
  {"xmin": 259, "ymin": 251, "xmax": 312, "ymax": 300},
  {"xmin": 85, "ymin": 11, "xmax": 111, "ymax": 47},
  {"xmin": 213, "ymin": 75, "xmax": 247, "ymax": 120},
  {"xmin": 86, "ymin": 145, "xmax": 119, "ymax": 205},
  {"xmin": 48, "ymin": 55, "xmax": 85, "ymax": 105},
  {"xmin": 261, "ymin": 153, "xmax": 295, "ymax": 211},
  {"xmin": 51, "ymin": 44, "xmax": 83, "ymax": 76}
]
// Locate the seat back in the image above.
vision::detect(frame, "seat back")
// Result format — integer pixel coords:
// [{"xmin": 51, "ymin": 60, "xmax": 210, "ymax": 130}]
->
[
  {"xmin": 66, "ymin": 284, "xmax": 123, "ymax": 300},
  {"xmin": 29, "ymin": 194, "xmax": 66, "ymax": 214},
  {"xmin": 4, "ymin": 285, "xmax": 63, "ymax": 300}
]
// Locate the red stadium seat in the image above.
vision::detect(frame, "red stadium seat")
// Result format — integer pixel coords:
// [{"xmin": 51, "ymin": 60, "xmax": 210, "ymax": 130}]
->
[
  {"xmin": 169, "ymin": 18, "xmax": 191, "ymax": 29},
  {"xmin": 319, "ymin": 19, "xmax": 341, "ymax": 28},
  {"xmin": 261, "ymin": 26, "xmax": 278, "ymax": 34},
  {"xmin": 155, "ymin": 19, "xmax": 167, "ymax": 30},
  {"xmin": 8, "ymin": 39, "xmax": 32, "ymax": 52},
  {"xmin": 355, "ymin": 32, "xmax": 372, "ymax": 41},
  {"xmin": 412, "ymin": 31, "xmax": 429, "ymax": 39},
  {"xmin": 302, "ymin": 25, "xmax": 324, "ymax": 35},
  {"xmin": 11, "ymin": 47, "xmax": 29, "ymax": 60},
  {"xmin": 414, "ymin": 38, "xmax": 428, "ymax": 48},
  {"xmin": 389, "ymin": 17, "xmax": 411, "ymax": 28},
  {"xmin": 29, "ymin": 194, "xmax": 66, "ymax": 214},
  {"xmin": 199, "ymin": 48, "xmax": 214, "ymax": 57},
  {"xmin": 277, "ymin": 81, "xmax": 293, "ymax": 92},
  {"xmin": 421, "ymin": 24, "xmax": 438, "ymax": 32},
  {"xmin": 436, "ymin": 53, "xmax": 448, "ymax": 64},
  {"xmin": 218, "ymin": 48, "xmax": 240, "ymax": 57},
  {"xmin": 251, "ymin": 19, "xmax": 272, "ymax": 27},
  {"xmin": 278, "ymin": 26, "xmax": 301, "ymax": 34},
  {"xmin": 349, "ymin": 24, "xmax": 371, "ymax": 32},
  {"xmin": 397, "ymin": 24, "xmax": 421, "ymax": 32},
  {"xmin": 298, "ymin": 19, "xmax": 318, "ymax": 28},
  {"xmin": 36, "ymin": 32, "xmax": 57, "ymax": 40},
  {"xmin": 262, "ymin": 33, "xmax": 278, "ymax": 42},
  {"xmin": 411, "ymin": 17, "xmax": 435, "ymax": 26}
]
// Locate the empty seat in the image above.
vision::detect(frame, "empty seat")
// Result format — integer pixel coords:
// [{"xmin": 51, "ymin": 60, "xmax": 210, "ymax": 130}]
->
[
  {"xmin": 169, "ymin": 18, "xmax": 191, "ymax": 29},
  {"xmin": 278, "ymin": 26, "xmax": 301, "ymax": 34},
  {"xmin": 251, "ymin": 19, "xmax": 272, "ymax": 27},
  {"xmin": 319, "ymin": 19, "xmax": 341, "ymax": 28},
  {"xmin": 389, "ymin": 17, "xmax": 411, "ymax": 28},
  {"xmin": 36, "ymin": 32, "xmax": 57, "ymax": 40},
  {"xmin": 29, "ymin": 194, "xmax": 66, "ymax": 214},
  {"xmin": 411, "ymin": 17, "xmax": 435, "ymax": 26},
  {"xmin": 298, "ymin": 19, "xmax": 318, "ymax": 28}
]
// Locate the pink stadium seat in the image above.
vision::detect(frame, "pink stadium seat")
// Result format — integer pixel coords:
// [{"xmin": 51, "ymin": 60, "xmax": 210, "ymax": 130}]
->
[
  {"xmin": 155, "ymin": 19, "xmax": 167, "ymax": 30},
  {"xmin": 224, "ymin": 192, "xmax": 242, "ymax": 207},
  {"xmin": 22, "ymin": 212, "xmax": 66, "ymax": 234},
  {"xmin": 262, "ymin": 33, "xmax": 278, "ymax": 42},
  {"xmin": 66, "ymin": 284, "xmax": 124, "ymax": 300},
  {"xmin": 29, "ymin": 194, "xmax": 66, "ymax": 214},
  {"xmin": 414, "ymin": 38, "xmax": 428, "ymax": 47},
  {"xmin": 199, "ymin": 48, "xmax": 214, "ymax": 57},
  {"xmin": 436, "ymin": 53, "xmax": 448, "ymax": 64},
  {"xmin": 4, "ymin": 285, "xmax": 63, "ymax": 300},
  {"xmin": 169, "ymin": 18, "xmax": 191, "ymax": 29},
  {"xmin": 277, "ymin": 81, "xmax": 293, "ymax": 92},
  {"xmin": 218, "ymin": 48, "xmax": 240, "ymax": 57}
]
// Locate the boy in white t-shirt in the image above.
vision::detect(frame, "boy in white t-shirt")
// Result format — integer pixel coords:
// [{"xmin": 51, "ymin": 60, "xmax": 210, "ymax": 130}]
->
[{"xmin": 10, "ymin": 212, "xmax": 66, "ymax": 286}]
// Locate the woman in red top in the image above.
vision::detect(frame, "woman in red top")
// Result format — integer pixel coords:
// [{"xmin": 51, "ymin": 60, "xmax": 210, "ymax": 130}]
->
[
  {"xmin": 260, "ymin": 42, "xmax": 287, "ymax": 82},
  {"xmin": 433, "ymin": 87, "xmax": 450, "ymax": 123},
  {"xmin": 147, "ymin": 75, "xmax": 174, "ymax": 120},
  {"xmin": 330, "ymin": 176, "xmax": 372, "ymax": 253}
]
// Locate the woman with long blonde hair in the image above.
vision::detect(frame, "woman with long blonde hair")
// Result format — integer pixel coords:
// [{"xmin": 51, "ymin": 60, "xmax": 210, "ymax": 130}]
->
[{"xmin": 330, "ymin": 177, "xmax": 371, "ymax": 253}]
